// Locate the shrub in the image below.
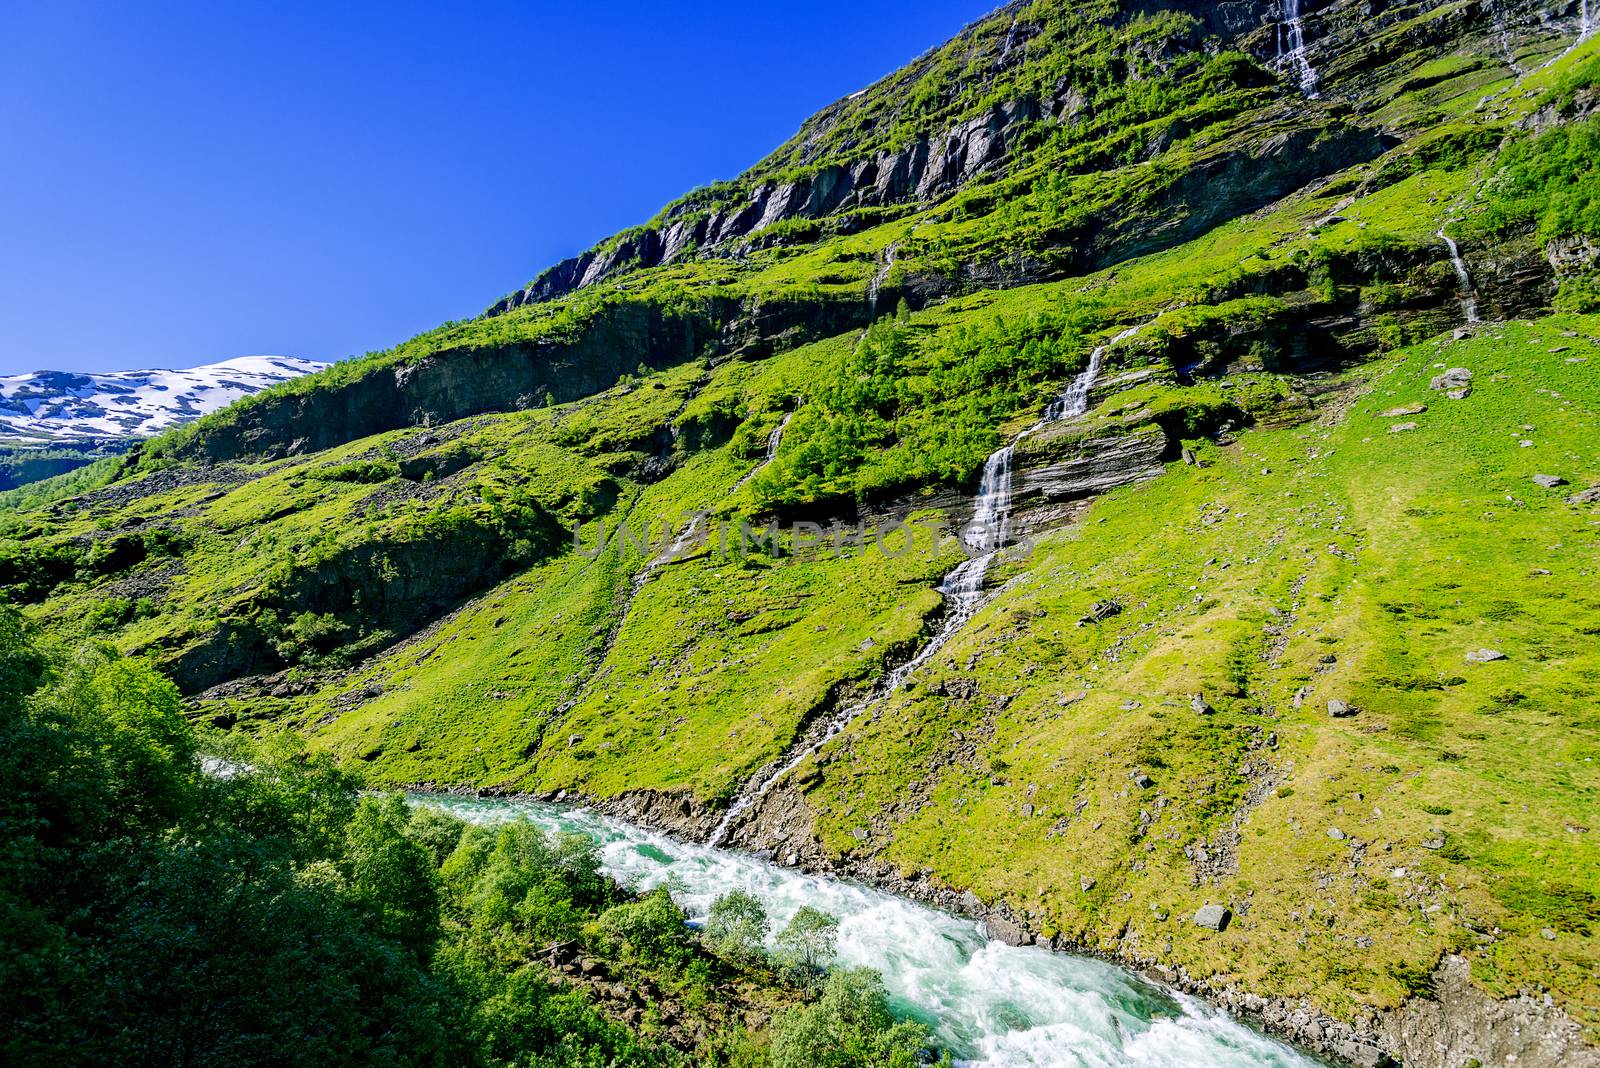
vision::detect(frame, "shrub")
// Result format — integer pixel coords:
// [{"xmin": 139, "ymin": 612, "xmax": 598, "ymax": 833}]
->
[{"xmin": 704, "ymin": 889, "xmax": 770, "ymax": 963}]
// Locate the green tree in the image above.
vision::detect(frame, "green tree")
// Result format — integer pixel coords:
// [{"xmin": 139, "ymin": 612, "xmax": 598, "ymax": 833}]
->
[
  {"xmin": 342, "ymin": 795, "xmax": 442, "ymax": 955},
  {"xmin": 589, "ymin": 888, "xmax": 688, "ymax": 967},
  {"xmin": 769, "ymin": 967, "xmax": 934, "ymax": 1068},
  {"xmin": 775, "ymin": 905, "xmax": 839, "ymax": 984},
  {"xmin": 704, "ymin": 889, "xmax": 769, "ymax": 963}
]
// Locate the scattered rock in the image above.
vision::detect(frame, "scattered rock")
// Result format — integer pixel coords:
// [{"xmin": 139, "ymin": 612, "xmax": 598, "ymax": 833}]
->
[
  {"xmin": 1080, "ymin": 876, "xmax": 1096, "ymax": 892},
  {"xmin": 1190, "ymin": 694, "xmax": 1214, "ymax": 715},
  {"xmin": 1328, "ymin": 827, "xmax": 1347, "ymax": 840},
  {"xmin": 1134, "ymin": 772, "xmax": 1155, "ymax": 789},
  {"xmin": 1422, "ymin": 832, "xmax": 1446, "ymax": 850},
  {"xmin": 567, "ymin": 734, "xmax": 585, "ymax": 747},
  {"xmin": 1542, "ymin": 928, "xmax": 1558, "ymax": 941},
  {"xmin": 1077, "ymin": 599, "xmax": 1123, "ymax": 626},
  {"xmin": 1532, "ymin": 474, "xmax": 1568, "ymax": 488},
  {"xmin": 1194, "ymin": 904, "xmax": 1232, "ymax": 932},
  {"xmin": 1465, "ymin": 648, "xmax": 1506, "ymax": 663},
  {"xmin": 1388, "ymin": 422, "xmax": 1418, "ymax": 434},
  {"xmin": 1430, "ymin": 368, "xmax": 1472, "ymax": 392},
  {"xmin": 1021, "ymin": 803, "xmax": 1035, "ymax": 818},
  {"xmin": 1567, "ymin": 485, "xmax": 1600, "ymax": 505},
  {"xmin": 1378, "ymin": 404, "xmax": 1427, "ymax": 417},
  {"xmin": 1328, "ymin": 699, "xmax": 1358, "ymax": 718}
]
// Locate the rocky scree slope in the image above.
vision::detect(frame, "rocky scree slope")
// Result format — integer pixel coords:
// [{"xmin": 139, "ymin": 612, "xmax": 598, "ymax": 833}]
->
[{"xmin": 7, "ymin": 2, "xmax": 1600, "ymax": 1066}]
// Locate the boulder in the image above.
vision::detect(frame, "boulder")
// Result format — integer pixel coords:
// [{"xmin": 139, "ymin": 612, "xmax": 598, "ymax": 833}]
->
[
  {"xmin": 1429, "ymin": 368, "xmax": 1473, "ymax": 391},
  {"xmin": 1378, "ymin": 404, "xmax": 1427, "ymax": 417},
  {"xmin": 1388, "ymin": 422, "xmax": 1419, "ymax": 433},
  {"xmin": 1077, "ymin": 599, "xmax": 1123, "ymax": 626},
  {"xmin": 1191, "ymin": 694, "xmax": 1214, "ymax": 715},
  {"xmin": 1532, "ymin": 474, "xmax": 1568, "ymax": 488},
  {"xmin": 1194, "ymin": 904, "xmax": 1232, "ymax": 932},
  {"xmin": 983, "ymin": 912, "xmax": 1033, "ymax": 946},
  {"xmin": 1465, "ymin": 648, "xmax": 1506, "ymax": 663},
  {"xmin": 1328, "ymin": 699, "xmax": 1358, "ymax": 717}
]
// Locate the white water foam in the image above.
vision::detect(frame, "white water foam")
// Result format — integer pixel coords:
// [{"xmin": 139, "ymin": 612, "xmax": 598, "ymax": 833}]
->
[{"xmin": 422, "ymin": 795, "xmax": 1328, "ymax": 1068}]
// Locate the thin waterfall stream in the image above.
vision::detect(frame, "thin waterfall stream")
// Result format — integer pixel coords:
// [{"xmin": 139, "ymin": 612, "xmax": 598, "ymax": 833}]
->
[
  {"xmin": 1278, "ymin": 0, "xmax": 1320, "ymax": 97},
  {"xmin": 583, "ymin": 408, "xmax": 797, "ymax": 701},
  {"xmin": 1438, "ymin": 228, "xmax": 1482, "ymax": 324},
  {"xmin": 420, "ymin": 794, "xmax": 1329, "ymax": 1068},
  {"xmin": 710, "ymin": 322, "xmax": 1150, "ymax": 846}
]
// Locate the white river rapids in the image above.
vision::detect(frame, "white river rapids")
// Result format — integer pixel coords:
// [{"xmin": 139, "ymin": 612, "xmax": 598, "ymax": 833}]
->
[{"xmin": 417, "ymin": 795, "xmax": 1328, "ymax": 1068}]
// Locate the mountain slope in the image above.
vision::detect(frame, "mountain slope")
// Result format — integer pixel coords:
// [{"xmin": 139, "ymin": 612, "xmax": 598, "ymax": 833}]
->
[
  {"xmin": 6, "ymin": 2, "xmax": 1600, "ymax": 1065},
  {"xmin": 0, "ymin": 356, "xmax": 325, "ymax": 441}
]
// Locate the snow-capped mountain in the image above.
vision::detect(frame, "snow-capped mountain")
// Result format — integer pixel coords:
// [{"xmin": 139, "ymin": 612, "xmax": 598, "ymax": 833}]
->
[{"xmin": 0, "ymin": 356, "xmax": 326, "ymax": 441}]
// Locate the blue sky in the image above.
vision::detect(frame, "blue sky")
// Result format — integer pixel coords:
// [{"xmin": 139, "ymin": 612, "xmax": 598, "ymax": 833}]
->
[{"xmin": 0, "ymin": 1, "xmax": 993, "ymax": 375}]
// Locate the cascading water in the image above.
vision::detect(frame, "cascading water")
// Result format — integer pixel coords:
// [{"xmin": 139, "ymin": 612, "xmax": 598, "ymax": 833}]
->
[
  {"xmin": 1494, "ymin": 0, "xmax": 1526, "ymax": 73},
  {"xmin": 424, "ymin": 794, "xmax": 1329, "ymax": 1068},
  {"xmin": 709, "ymin": 322, "xmax": 1150, "ymax": 846},
  {"xmin": 592, "ymin": 408, "xmax": 797, "ymax": 674},
  {"xmin": 661, "ymin": 410, "xmax": 794, "ymax": 564},
  {"xmin": 1438, "ymin": 229, "xmax": 1482, "ymax": 325},
  {"xmin": 1278, "ymin": 0, "xmax": 1320, "ymax": 98}
]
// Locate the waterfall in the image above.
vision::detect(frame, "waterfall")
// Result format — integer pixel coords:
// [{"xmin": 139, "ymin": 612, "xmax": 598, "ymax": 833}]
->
[
  {"xmin": 960, "ymin": 444, "xmax": 1016, "ymax": 553},
  {"xmin": 592, "ymin": 408, "xmax": 798, "ymax": 681},
  {"xmin": 1278, "ymin": 0, "xmax": 1321, "ymax": 98},
  {"xmin": 1438, "ymin": 229, "xmax": 1481, "ymax": 325},
  {"xmin": 867, "ymin": 244, "xmax": 901, "ymax": 316},
  {"xmin": 709, "ymin": 322, "xmax": 1152, "ymax": 847},
  {"xmin": 664, "ymin": 410, "xmax": 795, "ymax": 563},
  {"xmin": 1495, "ymin": 0, "xmax": 1526, "ymax": 73}
]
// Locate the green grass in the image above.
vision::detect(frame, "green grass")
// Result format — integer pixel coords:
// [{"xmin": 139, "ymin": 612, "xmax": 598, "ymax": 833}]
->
[{"xmin": 794, "ymin": 315, "xmax": 1600, "ymax": 1031}]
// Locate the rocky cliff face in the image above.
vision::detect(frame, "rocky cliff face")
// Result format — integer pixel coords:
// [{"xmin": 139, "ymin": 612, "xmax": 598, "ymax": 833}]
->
[{"xmin": 489, "ymin": 0, "xmax": 1581, "ymax": 313}]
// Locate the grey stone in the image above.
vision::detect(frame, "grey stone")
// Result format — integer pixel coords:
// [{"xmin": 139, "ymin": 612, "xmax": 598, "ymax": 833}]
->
[
  {"xmin": 1328, "ymin": 827, "xmax": 1347, "ymax": 840},
  {"xmin": 1328, "ymin": 699, "xmax": 1358, "ymax": 717},
  {"xmin": 1533, "ymin": 474, "xmax": 1568, "ymax": 488},
  {"xmin": 1568, "ymin": 485, "xmax": 1600, "ymax": 505},
  {"xmin": 1191, "ymin": 694, "xmax": 1214, "ymax": 715},
  {"xmin": 1134, "ymin": 772, "xmax": 1155, "ymax": 789},
  {"xmin": 1077, "ymin": 598, "xmax": 1123, "ymax": 626},
  {"xmin": 1378, "ymin": 404, "xmax": 1427, "ymax": 417},
  {"xmin": 1430, "ymin": 367, "xmax": 1473, "ymax": 391},
  {"xmin": 1466, "ymin": 648, "xmax": 1507, "ymax": 663},
  {"xmin": 1194, "ymin": 904, "xmax": 1232, "ymax": 931},
  {"xmin": 1388, "ymin": 422, "xmax": 1418, "ymax": 433}
]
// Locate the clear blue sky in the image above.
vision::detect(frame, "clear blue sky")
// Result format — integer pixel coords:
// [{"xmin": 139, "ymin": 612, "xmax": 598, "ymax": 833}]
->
[{"xmin": 0, "ymin": 1, "xmax": 994, "ymax": 375}]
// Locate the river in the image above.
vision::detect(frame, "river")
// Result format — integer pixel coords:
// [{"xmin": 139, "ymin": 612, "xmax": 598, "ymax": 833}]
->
[{"xmin": 416, "ymin": 794, "xmax": 1327, "ymax": 1068}]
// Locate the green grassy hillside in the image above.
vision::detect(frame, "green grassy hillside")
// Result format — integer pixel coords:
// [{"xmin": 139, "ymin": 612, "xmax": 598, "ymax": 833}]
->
[{"xmin": 7, "ymin": 1, "xmax": 1600, "ymax": 1062}]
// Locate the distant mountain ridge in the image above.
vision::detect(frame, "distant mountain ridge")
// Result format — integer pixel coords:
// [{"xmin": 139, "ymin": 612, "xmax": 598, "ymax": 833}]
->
[{"xmin": 0, "ymin": 356, "xmax": 326, "ymax": 442}]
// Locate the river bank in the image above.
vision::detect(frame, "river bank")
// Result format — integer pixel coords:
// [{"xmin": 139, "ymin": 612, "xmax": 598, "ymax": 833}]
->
[{"xmin": 414, "ymin": 791, "xmax": 1330, "ymax": 1068}]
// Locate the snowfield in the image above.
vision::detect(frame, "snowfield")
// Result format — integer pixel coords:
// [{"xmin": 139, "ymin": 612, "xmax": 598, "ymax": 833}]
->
[{"xmin": 0, "ymin": 356, "xmax": 325, "ymax": 441}]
